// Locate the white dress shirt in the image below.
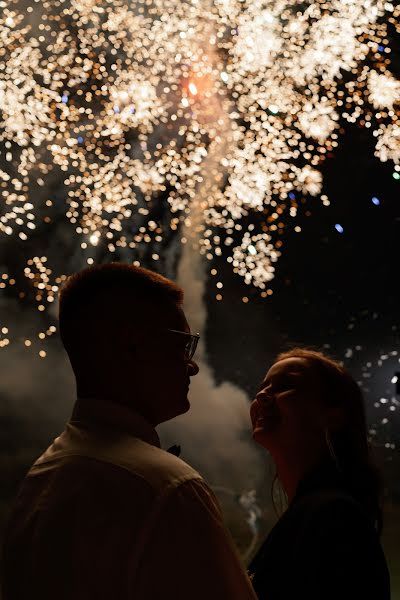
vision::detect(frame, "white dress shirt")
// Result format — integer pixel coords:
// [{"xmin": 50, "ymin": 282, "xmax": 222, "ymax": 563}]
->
[{"xmin": 2, "ymin": 397, "xmax": 257, "ymax": 600}]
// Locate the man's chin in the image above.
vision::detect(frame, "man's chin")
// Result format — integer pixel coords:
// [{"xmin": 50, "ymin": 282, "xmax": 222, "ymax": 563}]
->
[
  {"xmin": 178, "ymin": 396, "xmax": 190, "ymax": 415},
  {"xmin": 157, "ymin": 397, "xmax": 190, "ymax": 424},
  {"xmin": 175, "ymin": 395, "xmax": 191, "ymax": 418}
]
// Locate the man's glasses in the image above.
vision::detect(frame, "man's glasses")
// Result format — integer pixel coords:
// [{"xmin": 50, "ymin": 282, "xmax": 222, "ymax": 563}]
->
[{"xmin": 168, "ymin": 329, "xmax": 200, "ymax": 362}]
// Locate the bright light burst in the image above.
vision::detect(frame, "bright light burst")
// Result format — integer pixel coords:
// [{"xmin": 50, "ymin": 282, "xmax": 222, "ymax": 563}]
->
[{"xmin": 0, "ymin": 0, "xmax": 399, "ymax": 347}]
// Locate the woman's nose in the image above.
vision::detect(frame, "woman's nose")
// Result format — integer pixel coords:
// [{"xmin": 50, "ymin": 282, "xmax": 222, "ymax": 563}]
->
[{"xmin": 256, "ymin": 390, "xmax": 274, "ymax": 405}]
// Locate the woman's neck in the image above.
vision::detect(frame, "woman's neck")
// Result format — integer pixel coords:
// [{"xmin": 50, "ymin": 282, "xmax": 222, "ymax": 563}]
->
[{"xmin": 272, "ymin": 451, "xmax": 328, "ymax": 503}]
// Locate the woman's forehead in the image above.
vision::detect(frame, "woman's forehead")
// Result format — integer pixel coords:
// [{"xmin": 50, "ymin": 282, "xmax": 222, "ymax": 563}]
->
[{"xmin": 265, "ymin": 357, "xmax": 310, "ymax": 380}]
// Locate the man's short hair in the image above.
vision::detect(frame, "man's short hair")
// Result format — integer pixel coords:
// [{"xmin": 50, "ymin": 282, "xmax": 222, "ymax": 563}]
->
[{"xmin": 59, "ymin": 263, "xmax": 183, "ymax": 354}]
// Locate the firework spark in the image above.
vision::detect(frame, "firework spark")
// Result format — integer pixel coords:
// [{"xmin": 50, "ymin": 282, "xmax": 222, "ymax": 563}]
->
[{"xmin": 0, "ymin": 0, "xmax": 399, "ymax": 346}]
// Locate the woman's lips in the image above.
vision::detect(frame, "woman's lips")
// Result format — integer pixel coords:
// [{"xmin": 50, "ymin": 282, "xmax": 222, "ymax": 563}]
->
[
  {"xmin": 255, "ymin": 412, "xmax": 279, "ymax": 425},
  {"xmin": 253, "ymin": 399, "xmax": 276, "ymax": 417},
  {"xmin": 252, "ymin": 400, "xmax": 280, "ymax": 431}
]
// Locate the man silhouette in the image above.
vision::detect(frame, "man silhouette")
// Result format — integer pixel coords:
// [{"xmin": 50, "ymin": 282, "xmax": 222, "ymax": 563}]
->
[{"xmin": 2, "ymin": 263, "xmax": 256, "ymax": 600}]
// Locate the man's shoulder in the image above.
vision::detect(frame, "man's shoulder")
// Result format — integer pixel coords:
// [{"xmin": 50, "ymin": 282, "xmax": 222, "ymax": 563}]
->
[
  {"xmin": 34, "ymin": 424, "xmax": 203, "ymax": 495},
  {"xmin": 120, "ymin": 439, "xmax": 203, "ymax": 491}
]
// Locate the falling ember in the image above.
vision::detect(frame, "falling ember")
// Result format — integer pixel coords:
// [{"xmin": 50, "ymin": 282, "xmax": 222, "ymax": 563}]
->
[{"xmin": 188, "ymin": 82, "xmax": 199, "ymax": 96}]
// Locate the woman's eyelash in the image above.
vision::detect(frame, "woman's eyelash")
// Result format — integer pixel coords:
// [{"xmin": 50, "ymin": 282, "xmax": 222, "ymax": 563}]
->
[
  {"xmin": 258, "ymin": 379, "xmax": 297, "ymax": 395},
  {"xmin": 273, "ymin": 381, "xmax": 296, "ymax": 391}
]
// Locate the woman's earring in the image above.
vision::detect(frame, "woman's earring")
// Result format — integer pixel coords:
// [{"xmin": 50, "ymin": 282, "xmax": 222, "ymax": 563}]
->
[{"xmin": 325, "ymin": 428, "xmax": 342, "ymax": 472}]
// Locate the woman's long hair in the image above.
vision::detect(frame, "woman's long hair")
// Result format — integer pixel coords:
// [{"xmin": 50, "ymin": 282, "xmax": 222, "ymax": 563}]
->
[{"xmin": 274, "ymin": 347, "xmax": 384, "ymax": 535}]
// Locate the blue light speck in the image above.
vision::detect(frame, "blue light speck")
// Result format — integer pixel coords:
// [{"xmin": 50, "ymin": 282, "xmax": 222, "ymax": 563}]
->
[
  {"xmin": 335, "ymin": 224, "xmax": 344, "ymax": 233},
  {"xmin": 61, "ymin": 94, "xmax": 68, "ymax": 104},
  {"xmin": 371, "ymin": 197, "xmax": 380, "ymax": 206}
]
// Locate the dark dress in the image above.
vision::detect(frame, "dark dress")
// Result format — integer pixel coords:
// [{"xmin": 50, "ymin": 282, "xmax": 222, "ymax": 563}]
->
[{"xmin": 248, "ymin": 464, "xmax": 390, "ymax": 600}]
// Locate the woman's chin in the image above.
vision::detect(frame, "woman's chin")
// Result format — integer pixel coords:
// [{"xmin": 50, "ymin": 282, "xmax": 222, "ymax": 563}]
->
[
  {"xmin": 252, "ymin": 425, "xmax": 270, "ymax": 446},
  {"xmin": 252, "ymin": 417, "xmax": 281, "ymax": 445}
]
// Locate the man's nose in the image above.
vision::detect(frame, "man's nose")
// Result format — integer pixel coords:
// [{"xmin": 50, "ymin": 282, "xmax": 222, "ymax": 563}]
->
[{"xmin": 187, "ymin": 360, "xmax": 199, "ymax": 376}]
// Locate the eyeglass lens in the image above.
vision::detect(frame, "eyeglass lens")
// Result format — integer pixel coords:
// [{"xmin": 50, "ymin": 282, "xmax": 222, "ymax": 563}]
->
[{"xmin": 185, "ymin": 336, "xmax": 198, "ymax": 361}]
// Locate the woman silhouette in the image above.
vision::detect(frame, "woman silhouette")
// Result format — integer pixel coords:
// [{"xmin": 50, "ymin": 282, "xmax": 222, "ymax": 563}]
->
[{"xmin": 248, "ymin": 348, "xmax": 390, "ymax": 600}]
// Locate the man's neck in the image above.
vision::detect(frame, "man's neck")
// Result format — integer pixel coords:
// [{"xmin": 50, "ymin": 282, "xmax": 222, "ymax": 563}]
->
[
  {"xmin": 72, "ymin": 396, "xmax": 161, "ymax": 448},
  {"xmin": 77, "ymin": 384, "xmax": 155, "ymax": 422}
]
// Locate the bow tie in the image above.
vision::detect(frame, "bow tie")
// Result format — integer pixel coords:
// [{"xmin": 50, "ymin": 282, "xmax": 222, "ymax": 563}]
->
[{"xmin": 167, "ymin": 444, "xmax": 181, "ymax": 457}]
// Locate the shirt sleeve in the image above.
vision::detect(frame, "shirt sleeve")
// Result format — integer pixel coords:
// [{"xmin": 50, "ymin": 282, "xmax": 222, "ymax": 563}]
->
[
  {"xmin": 294, "ymin": 498, "xmax": 390, "ymax": 600},
  {"xmin": 134, "ymin": 477, "xmax": 258, "ymax": 600}
]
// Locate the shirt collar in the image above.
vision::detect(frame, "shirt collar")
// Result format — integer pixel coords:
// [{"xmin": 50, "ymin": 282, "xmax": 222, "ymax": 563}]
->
[{"xmin": 70, "ymin": 397, "xmax": 161, "ymax": 448}]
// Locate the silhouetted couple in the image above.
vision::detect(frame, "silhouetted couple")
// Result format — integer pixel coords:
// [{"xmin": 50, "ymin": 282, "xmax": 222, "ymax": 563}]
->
[{"xmin": 2, "ymin": 263, "xmax": 390, "ymax": 599}]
